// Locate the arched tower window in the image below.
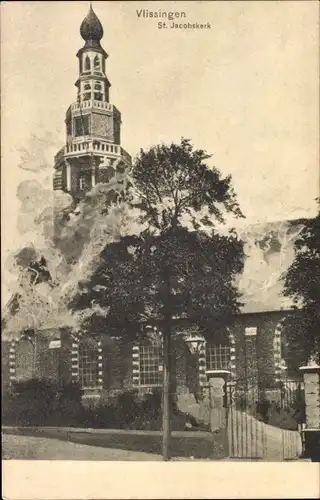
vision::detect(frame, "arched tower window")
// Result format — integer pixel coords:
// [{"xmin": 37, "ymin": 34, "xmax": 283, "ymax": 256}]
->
[
  {"xmin": 94, "ymin": 55, "xmax": 100, "ymax": 70},
  {"xmin": 84, "ymin": 55, "xmax": 91, "ymax": 71},
  {"xmin": 94, "ymin": 92, "xmax": 103, "ymax": 101}
]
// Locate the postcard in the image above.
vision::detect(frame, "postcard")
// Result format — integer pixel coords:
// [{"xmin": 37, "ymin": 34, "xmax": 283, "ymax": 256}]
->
[{"xmin": 2, "ymin": 1, "xmax": 319, "ymax": 498}]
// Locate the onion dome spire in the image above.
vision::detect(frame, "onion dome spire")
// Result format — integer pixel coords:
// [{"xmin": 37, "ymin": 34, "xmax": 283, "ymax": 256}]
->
[{"xmin": 80, "ymin": 3, "xmax": 104, "ymax": 47}]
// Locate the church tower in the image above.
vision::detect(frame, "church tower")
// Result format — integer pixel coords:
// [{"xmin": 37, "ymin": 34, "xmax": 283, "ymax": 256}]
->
[{"xmin": 53, "ymin": 4, "xmax": 131, "ymax": 200}]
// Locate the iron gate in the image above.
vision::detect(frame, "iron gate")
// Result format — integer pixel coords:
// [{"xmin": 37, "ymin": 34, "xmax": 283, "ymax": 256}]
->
[
  {"xmin": 227, "ymin": 376, "xmax": 267, "ymax": 459},
  {"xmin": 279, "ymin": 379, "xmax": 305, "ymax": 460},
  {"xmin": 226, "ymin": 377, "xmax": 305, "ymax": 460}
]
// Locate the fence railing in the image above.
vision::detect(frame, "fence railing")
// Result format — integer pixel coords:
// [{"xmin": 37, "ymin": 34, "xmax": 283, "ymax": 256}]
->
[{"xmin": 225, "ymin": 376, "xmax": 305, "ymax": 460}]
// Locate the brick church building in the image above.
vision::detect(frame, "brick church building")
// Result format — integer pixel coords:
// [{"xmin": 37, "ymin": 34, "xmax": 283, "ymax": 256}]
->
[{"xmin": 2, "ymin": 5, "xmax": 302, "ymax": 403}]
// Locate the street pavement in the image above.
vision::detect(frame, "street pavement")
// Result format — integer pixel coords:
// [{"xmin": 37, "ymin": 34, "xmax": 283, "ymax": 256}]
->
[
  {"xmin": 2, "ymin": 432, "xmax": 308, "ymax": 461},
  {"xmin": 2, "ymin": 433, "xmax": 162, "ymax": 460}
]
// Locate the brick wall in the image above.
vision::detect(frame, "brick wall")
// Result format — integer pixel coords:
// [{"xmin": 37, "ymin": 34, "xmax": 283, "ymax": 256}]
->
[
  {"xmin": 232, "ymin": 311, "xmax": 289, "ymax": 388},
  {"xmin": 2, "ymin": 310, "xmax": 302, "ymax": 397}
]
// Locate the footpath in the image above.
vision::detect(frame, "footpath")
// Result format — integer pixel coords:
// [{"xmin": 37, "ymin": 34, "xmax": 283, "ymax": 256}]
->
[{"xmin": 2, "ymin": 426, "xmax": 309, "ymax": 461}]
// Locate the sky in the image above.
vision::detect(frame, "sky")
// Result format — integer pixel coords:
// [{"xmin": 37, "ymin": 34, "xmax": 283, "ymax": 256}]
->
[{"xmin": 1, "ymin": 0, "xmax": 319, "ymax": 303}]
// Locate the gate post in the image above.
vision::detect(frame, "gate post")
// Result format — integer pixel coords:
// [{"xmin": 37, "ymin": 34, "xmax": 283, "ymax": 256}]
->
[
  {"xmin": 206, "ymin": 370, "xmax": 230, "ymax": 457},
  {"xmin": 299, "ymin": 359, "xmax": 320, "ymax": 461}
]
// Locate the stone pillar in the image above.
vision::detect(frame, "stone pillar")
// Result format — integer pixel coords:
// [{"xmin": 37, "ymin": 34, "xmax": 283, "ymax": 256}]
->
[
  {"xmin": 91, "ymin": 164, "xmax": 96, "ymax": 187},
  {"xmin": 207, "ymin": 370, "xmax": 230, "ymax": 456},
  {"xmin": 65, "ymin": 161, "xmax": 72, "ymax": 191},
  {"xmin": 299, "ymin": 361, "xmax": 320, "ymax": 461},
  {"xmin": 209, "ymin": 376, "xmax": 226, "ymax": 431}
]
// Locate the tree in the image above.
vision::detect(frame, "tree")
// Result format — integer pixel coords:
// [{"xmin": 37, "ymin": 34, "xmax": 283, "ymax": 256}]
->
[
  {"xmin": 72, "ymin": 138, "xmax": 244, "ymax": 460},
  {"xmin": 282, "ymin": 210, "xmax": 320, "ymax": 365}
]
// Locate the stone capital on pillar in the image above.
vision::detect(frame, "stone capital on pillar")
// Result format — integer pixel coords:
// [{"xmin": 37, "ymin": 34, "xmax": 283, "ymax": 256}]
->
[
  {"xmin": 299, "ymin": 358, "xmax": 320, "ymax": 374},
  {"xmin": 206, "ymin": 369, "xmax": 230, "ymax": 383}
]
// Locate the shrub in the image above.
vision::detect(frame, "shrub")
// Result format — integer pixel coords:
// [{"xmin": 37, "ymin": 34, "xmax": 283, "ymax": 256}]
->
[
  {"xmin": 2, "ymin": 379, "xmax": 86, "ymax": 427},
  {"xmin": 3, "ymin": 378, "xmax": 59, "ymax": 426},
  {"xmin": 115, "ymin": 389, "xmax": 141, "ymax": 427},
  {"xmin": 71, "ymin": 390, "xmax": 142, "ymax": 429},
  {"xmin": 50, "ymin": 382, "xmax": 84, "ymax": 426},
  {"xmin": 58, "ymin": 381, "xmax": 83, "ymax": 403},
  {"xmin": 140, "ymin": 389, "xmax": 162, "ymax": 420},
  {"xmin": 256, "ymin": 398, "xmax": 271, "ymax": 422}
]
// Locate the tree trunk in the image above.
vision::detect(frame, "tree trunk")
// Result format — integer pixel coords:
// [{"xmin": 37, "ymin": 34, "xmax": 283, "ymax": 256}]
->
[
  {"xmin": 162, "ymin": 255, "xmax": 173, "ymax": 461},
  {"xmin": 33, "ymin": 334, "xmax": 38, "ymax": 378},
  {"xmin": 162, "ymin": 320, "xmax": 171, "ymax": 461}
]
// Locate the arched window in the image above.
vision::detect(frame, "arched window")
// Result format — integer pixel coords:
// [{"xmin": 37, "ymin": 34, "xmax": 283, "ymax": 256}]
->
[
  {"xmin": 74, "ymin": 115, "xmax": 89, "ymax": 137},
  {"xmin": 205, "ymin": 343, "xmax": 231, "ymax": 371},
  {"xmin": 133, "ymin": 327, "xmax": 164, "ymax": 388},
  {"xmin": 94, "ymin": 92, "xmax": 103, "ymax": 101},
  {"xmin": 78, "ymin": 339, "xmax": 99, "ymax": 388},
  {"xmin": 84, "ymin": 56, "xmax": 91, "ymax": 71},
  {"xmin": 186, "ymin": 331, "xmax": 235, "ymax": 387},
  {"xmin": 79, "ymin": 172, "xmax": 91, "ymax": 191},
  {"xmin": 66, "ymin": 118, "xmax": 72, "ymax": 136},
  {"xmin": 139, "ymin": 343, "xmax": 163, "ymax": 386},
  {"xmin": 94, "ymin": 55, "xmax": 100, "ymax": 70}
]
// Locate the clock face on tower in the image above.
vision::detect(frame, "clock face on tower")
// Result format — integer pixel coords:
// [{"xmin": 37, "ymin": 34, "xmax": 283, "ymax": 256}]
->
[{"xmin": 92, "ymin": 113, "xmax": 113, "ymax": 140}]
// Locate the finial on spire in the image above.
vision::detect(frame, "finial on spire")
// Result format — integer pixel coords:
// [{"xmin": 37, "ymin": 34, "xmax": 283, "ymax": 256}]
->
[{"xmin": 80, "ymin": 3, "xmax": 103, "ymax": 43}]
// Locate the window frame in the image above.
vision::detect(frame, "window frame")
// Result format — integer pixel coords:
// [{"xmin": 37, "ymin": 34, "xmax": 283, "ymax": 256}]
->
[
  {"xmin": 138, "ymin": 343, "xmax": 163, "ymax": 388},
  {"xmin": 205, "ymin": 342, "xmax": 231, "ymax": 372},
  {"xmin": 74, "ymin": 116, "xmax": 90, "ymax": 137},
  {"xmin": 84, "ymin": 55, "xmax": 91, "ymax": 71},
  {"xmin": 79, "ymin": 175, "xmax": 87, "ymax": 191},
  {"xmin": 78, "ymin": 340, "xmax": 100, "ymax": 389},
  {"xmin": 94, "ymin": 55, "xmax": 100, "ymax": 70}
]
